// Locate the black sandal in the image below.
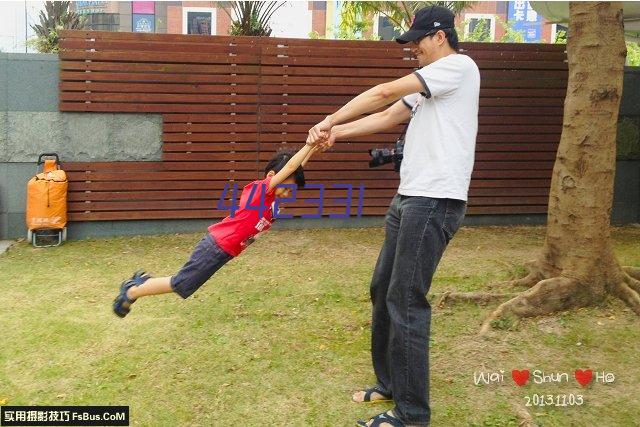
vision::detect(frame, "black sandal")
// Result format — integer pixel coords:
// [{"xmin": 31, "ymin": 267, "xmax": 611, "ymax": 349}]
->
[
  {"xmin": 357, "ymin": 410, "xmax": 405, "ymax": 427},
  {"xmin": 357, "ymin": 386, "xmax": 392, "ymax": 403},
  {"xmin": 112, "ymin": 279, "xmax": 138, "ymax": 318},
  {"xmin": 112, "ymin": 270, "xmax": 150, "ymax": 318}
]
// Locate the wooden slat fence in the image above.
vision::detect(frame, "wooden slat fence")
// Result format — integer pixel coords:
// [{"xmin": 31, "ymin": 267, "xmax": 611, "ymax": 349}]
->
[{"xmin": 58, "ymin": 30, "xmax": 567, "ymax": 222}]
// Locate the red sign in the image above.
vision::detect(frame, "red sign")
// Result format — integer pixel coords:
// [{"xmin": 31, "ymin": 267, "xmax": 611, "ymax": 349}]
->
[{"xmin": 132, "ymin": 1, "xmax": 154, "ymax": 14}]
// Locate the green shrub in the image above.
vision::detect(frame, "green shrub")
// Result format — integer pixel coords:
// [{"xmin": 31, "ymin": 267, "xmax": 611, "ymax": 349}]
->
[
  {"xmin": 617, "ymin": 116, "xmax": 640, "ymax": 160},
  {"xmin": 627, "ymin": 41, "xmax": 640, "ymax": 66}
]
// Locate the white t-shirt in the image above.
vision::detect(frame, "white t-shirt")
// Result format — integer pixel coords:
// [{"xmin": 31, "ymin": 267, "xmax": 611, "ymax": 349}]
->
[{"xmin": 399, "ymin": 53, "xmax": 480, "ymax": 201}]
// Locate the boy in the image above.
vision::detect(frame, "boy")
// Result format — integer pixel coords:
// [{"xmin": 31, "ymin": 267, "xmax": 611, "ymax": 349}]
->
[{"xmin": 113, "ymin": 142, "xmax": 318, "ymax": 317}]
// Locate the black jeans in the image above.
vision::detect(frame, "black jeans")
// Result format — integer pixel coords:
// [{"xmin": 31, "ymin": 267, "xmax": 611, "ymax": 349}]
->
[{"xmin": 369, "ymin": 194, "xmax": 466, "ymax": 426}]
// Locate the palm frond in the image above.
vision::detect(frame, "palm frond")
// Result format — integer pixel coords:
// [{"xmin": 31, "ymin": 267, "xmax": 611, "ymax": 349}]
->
[
  {"xmin": 29, "ymin": 1, "xmax": 86, "ymax": 53},
  {"xmin": 341, "ymin": 1, "xmax": 476, "ymax": 33},
  {"xmin": 226, "ymin": 1, "xmax": 285, "ymax": 37}
]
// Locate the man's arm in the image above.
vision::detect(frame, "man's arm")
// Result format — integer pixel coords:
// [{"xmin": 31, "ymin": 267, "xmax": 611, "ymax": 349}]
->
[
  {"xmin": 323, "ymin": 100, "xmax": 412, "ymax": 148},
  {"xmin": 308, "ymin": 73, "xmax": 422, "ymax": 144}
]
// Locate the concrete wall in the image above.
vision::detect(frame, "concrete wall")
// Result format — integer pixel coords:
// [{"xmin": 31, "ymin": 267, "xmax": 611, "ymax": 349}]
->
[
  {"xmin": 620, "ymin": 68, "xmax": 640, "ymax": 119},
  {"xmin": 612, "ymin": 67, "xmax": 640, "ymax": 224},
  {"xmin": 0, "ymin": 53, "xmax": 163, "ymax": 239},
  {"xmin": 0, "ymin": 54, "xmax": 638, "ymax": 240}
]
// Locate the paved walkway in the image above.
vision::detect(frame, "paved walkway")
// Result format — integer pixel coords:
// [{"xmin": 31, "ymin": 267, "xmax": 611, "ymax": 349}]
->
[{"xmin": 0, "ymin": 240, "xmax": 14, "ymax": 255}]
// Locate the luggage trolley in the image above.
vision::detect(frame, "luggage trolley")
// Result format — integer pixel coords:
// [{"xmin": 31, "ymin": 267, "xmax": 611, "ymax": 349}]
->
[{"xmin": 25, "ymin": 153, "xmax": 68, "ymax": 247}]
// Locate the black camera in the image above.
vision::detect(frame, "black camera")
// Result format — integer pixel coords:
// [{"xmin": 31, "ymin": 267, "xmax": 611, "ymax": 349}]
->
[{"xmin": 369, "ymin": 138, "xmax": 404, "ymax": 172}]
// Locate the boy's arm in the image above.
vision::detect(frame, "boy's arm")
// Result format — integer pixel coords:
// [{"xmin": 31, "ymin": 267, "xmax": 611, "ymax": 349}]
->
[
  {"xmin": 268, "ymin": 143, "xmax": 315, "ymax": 191},
  {"xmin": 301, "ymin": 144, "xmax": 320, "ymax": 167}
]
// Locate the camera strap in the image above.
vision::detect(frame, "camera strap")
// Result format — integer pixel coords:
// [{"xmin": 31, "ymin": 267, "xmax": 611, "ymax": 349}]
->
[
  {"xmin": 398, "ymin": 94, "xmax": 424, "ymax": 143},
  {"xmin": 397, "ymin": 117, "xmax": 412, "ymax": 143}
]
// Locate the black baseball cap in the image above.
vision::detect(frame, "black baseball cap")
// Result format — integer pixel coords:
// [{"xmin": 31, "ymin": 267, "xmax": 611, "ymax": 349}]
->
[{"xmin": 396, "ymin": 6, "xmax": 455, "ymax": 44}]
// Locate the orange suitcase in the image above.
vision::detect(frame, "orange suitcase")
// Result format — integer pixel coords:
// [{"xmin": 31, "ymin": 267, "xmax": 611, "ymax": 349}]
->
[{"xmin": 25, "ymin": 153, "xmax": 68, "ymax": 247}]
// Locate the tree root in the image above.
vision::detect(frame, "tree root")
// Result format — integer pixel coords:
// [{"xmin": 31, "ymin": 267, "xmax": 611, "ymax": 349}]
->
[
  {"xmin": 508, "ymin": 271, "xmax": 544, "ymax": 288},
  {"xmin": 435, "ymin": 292, "xmax": 518, "ymax": 309},
  {"xmin": 479, "ymin": 277, "xmax": 580, "ymax": 336},
  {"xmin": 611, "ymin": 279, "xmax": 640, "ymax": 315},
  {"xmin": 514, "ymin": 403, "xmax": 537, "ymax": 427},
  {"xmin": 623, "ymin": 266, "xmax": 640, "ymax": 281},
  {"xmin": 485, "ymin": 272, "xmax": 543, "ymax": 292},
  {"xmin": 625, "ymin": 274, "xmax": 640, "ymax": 294},
  {"xmin": 479, "ymin": 271, "xmax": 640, "ymax": 336}
]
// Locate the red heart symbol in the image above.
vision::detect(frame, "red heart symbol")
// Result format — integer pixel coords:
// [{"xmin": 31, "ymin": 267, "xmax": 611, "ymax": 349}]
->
[
  {"xmin": 511, "ymin": 369, "xmax": 530, "ymax": 386},
  {"xmin": 574, "ymin": 369, "xmax": 593, "ymax": 387}
]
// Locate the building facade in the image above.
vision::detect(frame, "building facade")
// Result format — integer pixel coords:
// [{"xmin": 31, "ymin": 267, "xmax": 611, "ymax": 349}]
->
[
  {"xmin": 72, "ymin": 1, "xmax": 320, "ymax": 38},
  {"xmin": 70, "ymin": 1, "xmax": 564, "ymax": 43},
  {"xmin": 374, "ymin": 1, "xmax": 564, "ymax": 43},
  {"xmin": 460, "ymin": 1, "xmax": 565, "ymax": 43}
]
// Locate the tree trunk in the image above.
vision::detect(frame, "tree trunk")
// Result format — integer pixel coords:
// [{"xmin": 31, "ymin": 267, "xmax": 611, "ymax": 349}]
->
[{"xmin": 480, "ymin": 2, "xmax": 640, "ymax": 334}]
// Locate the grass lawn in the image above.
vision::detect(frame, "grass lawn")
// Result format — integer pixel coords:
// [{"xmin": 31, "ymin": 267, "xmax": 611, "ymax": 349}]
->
[{"xmin": 1, "ymin": 225, "xmax": 639, "ymax": 426}]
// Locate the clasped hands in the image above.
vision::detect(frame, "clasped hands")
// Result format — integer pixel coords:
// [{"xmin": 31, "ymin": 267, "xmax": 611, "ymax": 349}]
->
[{"xmin": 306, "ymin": 116, "xmax": 336, "ymax": 151}]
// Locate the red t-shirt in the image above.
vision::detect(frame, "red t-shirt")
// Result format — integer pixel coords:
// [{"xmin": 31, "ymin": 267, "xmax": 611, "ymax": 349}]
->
[{"xmin": 208, "ymin": 177, "xmax": 277, "ymax": 257}]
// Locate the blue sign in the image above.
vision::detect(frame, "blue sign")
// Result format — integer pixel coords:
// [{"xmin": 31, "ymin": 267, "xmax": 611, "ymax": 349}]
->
[
  {"xmin": 508, "ymin": 1, "xmax": 543, "ymax": 42},
  {"xmin": 76, "ymin": 1, "xmax": 107, "ymax": 14},
  {"xmin": 132, "ymin": 14, "xmax": 155, "ymax": 33}
]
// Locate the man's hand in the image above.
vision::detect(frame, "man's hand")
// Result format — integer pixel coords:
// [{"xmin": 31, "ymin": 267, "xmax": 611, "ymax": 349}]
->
[
  {"xmin": 317, "ymin": 129, "xmax": 337, "ymax": 152},
  {"xmin": 307, "ymin": 116, "xmax": 333, "ymax": 146}
]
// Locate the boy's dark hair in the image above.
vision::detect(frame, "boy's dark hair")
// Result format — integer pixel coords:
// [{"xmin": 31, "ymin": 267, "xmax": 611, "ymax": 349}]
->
[
  {"xmin": 437, "ymin": 28, "xmax": 459, "ymax": 51},
  {"xmin": 264, "ymin": 150, "xmax": 306, "ymax": 188}
]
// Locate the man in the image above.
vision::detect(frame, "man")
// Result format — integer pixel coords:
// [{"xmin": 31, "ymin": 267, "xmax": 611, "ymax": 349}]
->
[{"xmin": 307, "ymin": 6, "xmax": 480, "ymax": 427}]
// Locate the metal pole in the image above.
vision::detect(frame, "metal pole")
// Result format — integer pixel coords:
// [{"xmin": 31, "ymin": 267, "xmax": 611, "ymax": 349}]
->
[{"xmin": 24, "ymin": 0, "xmax": 27, "ymax": 53}]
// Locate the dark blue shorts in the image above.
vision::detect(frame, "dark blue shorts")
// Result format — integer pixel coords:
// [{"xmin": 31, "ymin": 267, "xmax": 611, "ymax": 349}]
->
[{"xmin": 170, "ymin": 234, "xmax": 233, "ymax": 299}]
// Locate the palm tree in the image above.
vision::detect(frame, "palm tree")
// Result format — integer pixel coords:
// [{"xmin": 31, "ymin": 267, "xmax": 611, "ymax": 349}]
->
[
  {"xmin": 29, "ymin": 1, "xmax": 86, "ymax": 53},
  {"xmin": 340, "ymin": 1, "xmax": 474, "ymax": 34},
  {"xmin": 223, "ymin": 1, "xmax": 286, "ymax": 36}
]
